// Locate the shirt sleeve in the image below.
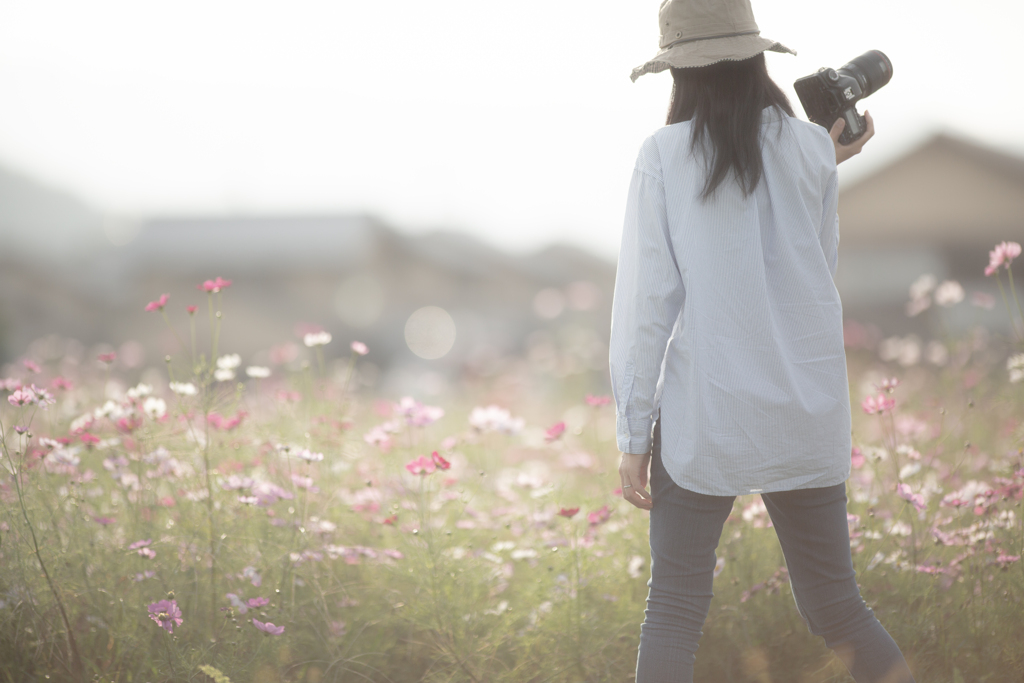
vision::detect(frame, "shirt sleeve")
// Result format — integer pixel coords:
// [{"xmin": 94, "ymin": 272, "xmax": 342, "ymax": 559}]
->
[
  {"xmin": 820, "ymin": 166, "xmax": 840, "ymax": 278},
  {"xmin": 609, "ymin": 139, "xmax": 686, "ymax": 455}
]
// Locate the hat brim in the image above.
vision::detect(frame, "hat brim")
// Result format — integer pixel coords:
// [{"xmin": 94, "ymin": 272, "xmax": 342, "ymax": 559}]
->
[{"xmin": 631, "ymin": 34, "xmax": 795, "ymax": 82}]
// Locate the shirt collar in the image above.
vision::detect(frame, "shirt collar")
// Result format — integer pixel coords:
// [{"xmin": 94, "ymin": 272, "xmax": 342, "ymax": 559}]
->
[{"xmin": 761, "ymin": 106, "xmax": 788, "ymax": 124}]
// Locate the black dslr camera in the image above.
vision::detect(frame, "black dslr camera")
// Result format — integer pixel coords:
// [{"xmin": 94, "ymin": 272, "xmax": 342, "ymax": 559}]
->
[{"xmin": 794, "ymin": 50, "xmax": 893, "ymax": 144}]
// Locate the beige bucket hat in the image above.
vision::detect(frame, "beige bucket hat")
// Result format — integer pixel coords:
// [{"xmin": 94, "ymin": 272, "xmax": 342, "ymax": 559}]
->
[{"xmin": 631, "ymin": 0, "xmax": 795, "ymax": 82}]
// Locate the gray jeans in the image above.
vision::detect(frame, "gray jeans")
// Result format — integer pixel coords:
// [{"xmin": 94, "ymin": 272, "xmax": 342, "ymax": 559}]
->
[{"xmin": 637, "ymin": 422, "xmax": 915, "ymax": 683}]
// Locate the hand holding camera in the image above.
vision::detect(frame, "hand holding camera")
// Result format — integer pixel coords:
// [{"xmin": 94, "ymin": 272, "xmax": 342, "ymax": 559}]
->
[
  {"xmin": 831, "ymin": 110, "xmax": 875, "ymax": 164},
  {"xmin": 794, "ymin": 50, "xmax": 892, "ymax": 164}
]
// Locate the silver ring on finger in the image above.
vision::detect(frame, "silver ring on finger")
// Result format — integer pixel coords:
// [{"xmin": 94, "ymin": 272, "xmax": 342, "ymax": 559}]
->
[{"xmin": 623, "ymin": 484, "xmax": 633, "ymax": 489}]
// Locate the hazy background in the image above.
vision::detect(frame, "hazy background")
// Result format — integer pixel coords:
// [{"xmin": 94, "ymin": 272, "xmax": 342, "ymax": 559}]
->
[
  {"xmin": 1, "ymin": 0, "xmax": 1021, "ymax": 390},
  {"xmin": 2, "ymin": 0, "xmax": 1022, "ymax": 255}
]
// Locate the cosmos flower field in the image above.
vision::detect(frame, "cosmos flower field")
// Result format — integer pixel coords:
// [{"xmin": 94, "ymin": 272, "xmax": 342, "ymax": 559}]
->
[{"xmin": 2, "ymin": 247, "xmax": 1024, "ymax": 683}]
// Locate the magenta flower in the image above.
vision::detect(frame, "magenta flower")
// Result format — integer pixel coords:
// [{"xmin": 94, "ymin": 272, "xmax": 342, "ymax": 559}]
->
[
  {"xmin": 351, "ymin": 341, "xmax": 369, "ymax": 355},
  {"xmin": 22, "ymin": 359, "xmax": 41, "ymax": 373},
  {"xmin": 984, "ymin": 241, "xmax": 1021, "ymax": 276},
  {"xmin": 252, "ymin": 618, "xmax": 284, "ymax": 635},
  {"xmin": 861, "ymin": 393, "xmax": 895, "ymax": 415},
  {"xmin": 897, "ymin": 483, "xmax": 927, "ymax": 512},
  {"xmin": 545, "ymin": 421, "xmax": 566, "ymax": 442},
  {"xmin": 247, "ymin": 596, "xmax": 269, "ymax": 608},
  {"xmin": 145, "ymin": 294, "xmax": 170, "ymax": 312},
  {"xmin": 588, "ymin": 504, "xmax": 612, "ymax": 526},
  {"xmin": 92, "ymin": 516, "xmax": 116, "ymax": 525},
  {"xmin": 558, "ymin": 507, "xmax": 580, "ymax": 518},
  {"xmin": 187, "ymin": 305, "xmax": 198, "ymax": 314},
  {"xmin": 148, "ymin": 599, "xmax": 183, "ymax": 633},
  {"xmin": 198, "ymin": 277, "xmax": 232, "ymax": 293},
  {"xmin": 585, "ymin": 394, "xmax": 612, "ymax": 407},
  {"xmin": 430, "ymin": 450, "xmax": 451, "ymax": 470},
  {"xmin": 97, "ymin": 352, "xmax": 117, "ymax": 364},
  {"xmin": 405, "ymin": 455, "xmax": 436, "ymax": 476}
]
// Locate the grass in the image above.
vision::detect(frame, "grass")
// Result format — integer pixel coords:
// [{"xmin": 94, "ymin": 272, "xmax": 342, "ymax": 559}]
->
[{"xmin": 1, "ymin": 279, "xmax": 1023, "ymax": 683}]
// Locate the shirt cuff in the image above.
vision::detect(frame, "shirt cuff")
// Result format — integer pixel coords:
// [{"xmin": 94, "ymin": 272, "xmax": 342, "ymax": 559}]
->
[{"xmin": 616, "ymin": 414, "xmax": 654, "ymax": 455}]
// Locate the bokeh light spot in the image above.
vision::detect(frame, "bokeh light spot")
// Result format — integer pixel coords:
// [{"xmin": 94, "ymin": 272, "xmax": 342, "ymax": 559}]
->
[{"xmin": 404, "ymin": 306, "xmax": 456, "ymax": 360}]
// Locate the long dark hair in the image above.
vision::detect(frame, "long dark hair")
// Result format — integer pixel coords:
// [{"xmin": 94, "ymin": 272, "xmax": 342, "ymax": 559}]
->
[{"xmin": 667, "ymin": 53, "xmax": 794, "ymax": 200}]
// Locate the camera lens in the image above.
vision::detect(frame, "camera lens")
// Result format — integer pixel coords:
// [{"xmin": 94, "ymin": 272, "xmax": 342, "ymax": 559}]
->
[{"xmin": 839, "ymin": 50, "xmax": 893, "ymax": 98}]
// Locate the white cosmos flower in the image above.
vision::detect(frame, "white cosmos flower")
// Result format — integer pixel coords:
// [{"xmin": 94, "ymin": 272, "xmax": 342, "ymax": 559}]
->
[
  {"xmin": 245, "ymin": 366, "xmax": 271, "ymax": 379},
  {"xmin": 934, "ymin": 280, "xmax": 965, "ymax": 307},
  {"xmin": 909, "ymin": 274, "xmax": 937, "ymax": 300},
  {"xmin": 297, "ymin": 448, "xmax": 324, "ymax": 462},
  {"xmin": 143, "ymin": 397, "xmax": 167, "ymax": 419},
  {"xmin": 214, "ymin": 368, "xmax": 236, "ymax": 382},
  {"xmin": 169, "ymin": 382, "xmax": 197, "ymax": 396},
  {"xmin": 1008, "ymin": 353, "xmax": 1024, "ymax": 383},
  {"xmin": 126, "ymin": 383, "xmax": 153, "ymax": 399},
  {"xmin": 303, "ymin": 331, "xmax": 332, "ymax": 347},
  {"xmin": 216, "ymin": 354, "xmax": 242, "ymax": 370}
]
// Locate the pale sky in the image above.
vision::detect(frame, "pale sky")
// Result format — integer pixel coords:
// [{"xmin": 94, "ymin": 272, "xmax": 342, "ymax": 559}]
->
[{"xmin": 0, "ymin": 0, "xmax": 1021, "ymax": 258}]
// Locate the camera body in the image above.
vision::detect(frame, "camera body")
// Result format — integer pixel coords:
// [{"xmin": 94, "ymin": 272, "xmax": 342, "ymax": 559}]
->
[{"xmin": 794, "ymin": 50, "xmax": 892, "ymax": 145}]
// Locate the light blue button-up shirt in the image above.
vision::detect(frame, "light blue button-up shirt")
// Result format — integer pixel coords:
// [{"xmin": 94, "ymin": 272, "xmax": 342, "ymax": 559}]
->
[{"xmin": 610, "ymin": 107, "xmax": 851, "ymax": 496}]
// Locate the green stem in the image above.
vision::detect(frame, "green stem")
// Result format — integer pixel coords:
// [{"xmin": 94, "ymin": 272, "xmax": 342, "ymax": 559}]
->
[
  {"xmin": 2, "ymin": 422, "xmax": 85, "ymax": 681},
  {"xmin": 1006, "ymin": 267, "xmax": 1024, "ymax": 343},
  {"xmin": 994, "ymin": 273, "xmax": 1021, "ymax": 342}
]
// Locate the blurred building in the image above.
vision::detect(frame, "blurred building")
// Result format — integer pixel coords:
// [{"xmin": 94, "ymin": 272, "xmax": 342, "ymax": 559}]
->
[
  {"xmin": 836, "ymin": 133, "xmax": 1024, "ymax": 335},
  {"xmin": 1, "ymin": 131, "xmax": 1021, "ymax": 379}
]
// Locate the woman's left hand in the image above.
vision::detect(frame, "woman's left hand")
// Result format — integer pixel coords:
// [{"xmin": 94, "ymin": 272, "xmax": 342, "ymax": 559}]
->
[
  {"xmin": 619, "ymin": 452, "xmax": 653, "ymax": 510},
  {"xmin": 830, "ymin": 110, "xmax": 875, "ymax": 164}
]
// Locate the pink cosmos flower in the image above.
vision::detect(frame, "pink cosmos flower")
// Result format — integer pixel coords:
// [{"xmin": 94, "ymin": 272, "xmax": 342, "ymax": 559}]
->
[
  {"xmin": 51, "ymin": 376, "xmax": 73, "ymax": 391},
  {"xmin": 93, "ymin": 516, "xmax": 116, "ymax": 525},
  {"xmin": 405, "ymin": 455, "xmax": 436, "ymax": 476},
  {"xmin": 877, "ymin": 377, "xmax": 900, "ymax": 393},
  {"xmin": 395, "ymin": 397, "xmax": 444, "ymax": 427},
  {"xmin": 984, "ymin": 241, "xmax": 1021, "ymax": 276},
  {"xmin": 851, "ymin": 447, "xmax": 865, "ymax": 469},
  {"xmin": 7, "ymin": 387, "xmax": 35, "ymax": 406},
  {"xmin": 897, "ymin": 483, "xmax": 927, "ymax": 512},
  {"xmin": 208, "ymin": 411, "xmax": 247, "ymax": 431},
  {"xmin": 247, "ymin": 597, "xmax": 269, "ymax": 608},
  {"xmin": 187, "ymin": 305, "xmax": 198, "ymax": 314},
  {"xmin": 138, "ymin": 547, "xmax": 156, "ymax": 559},
  {"xmin": 545, "ymin": 421, "xmax": 566, "ymax": 442},
  {"xmin": 97, "ymin": 352, "xmax": 117, "ymax": 364},
  {"xmin": 585, "ymin": 394, "xmax": 612, "ymax": 407},
  {"xmin": 363, "ymin": 426, "xmax": 393, "ymax": 452},
  {"xmin": 252, "ymin": 618, "xmax": 284, "ymax": 635},
  {"xmin": 588, "ymin": 505, "xmax": 612, "ymax": 526},
  {"xmin": 148, "ymin": 599, "xmax": 183, "ymax": 633},
  {"xmin": 431, "ymin": 450, "xmax": 451, "ymax": 470},
  {"xmin": 861, "ymin": 393, "xmax": 895, "ymax": 415},
  {"xmin": 198, "ymin": 277, "xmax": 232, "ymax": 293},
  {"xmin": 0, "ymin": 378, "xmax": 23, "ymax": 391},
  {"xmin": 22, "ymin": 359, "xmax": 41, "ymax": 373},
  {"xmin": 351, "ymin": 341, "xmax": 369, "ymax": 355},
  {"xmin": 993, "ymin": 553, "xmax": 1021, "ymax": 568},
  {"xmin": 558, "ymin": 507, "xmax": 580, "ymax": 518},
  {"xmin": 145, "ymin": 294, "xmax": 170, "ymax": 312},
  {"xmin": 129, "ymin": 539, "xmax": 152, "ymax": 551},
  {"xmin": 970, "ymin": 291, "xmax": 996, "ymax": 309},
  {"xmin": 80, "ymin": 432, "xmax": 101, "ymax": 446}
]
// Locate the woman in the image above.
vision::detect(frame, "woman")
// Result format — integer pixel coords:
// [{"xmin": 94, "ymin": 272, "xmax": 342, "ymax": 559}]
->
[{"xmin": 610, "ymin": 2, "xmax": 915, "ymax": 682}]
